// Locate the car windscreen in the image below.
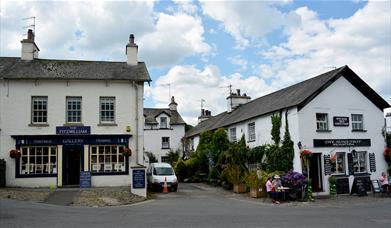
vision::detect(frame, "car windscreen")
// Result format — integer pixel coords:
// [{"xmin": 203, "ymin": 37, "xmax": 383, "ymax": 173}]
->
[{"xmin": 153, "ymin": 167, "xmax": 174, "ymax": 175}]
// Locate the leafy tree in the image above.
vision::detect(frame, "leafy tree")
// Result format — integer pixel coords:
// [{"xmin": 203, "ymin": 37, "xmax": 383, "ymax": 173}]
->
[
  {"xmin": 281, "ymin": 112, "xmax": 294, "ymax": 171},
  {"xmin": 166, "ymin": 149, "xmax": 180, "ymax": 166},
  {"xmin": 271, "ymin": 113, "xmax": 281, "ymax": 146},
  {"xmin": 185, "ymin": 123, "xmax": 194, "ymax": 132},
  {"xmin": 145, "ymin": 152, "xmax": 158, "ymax": 163}
]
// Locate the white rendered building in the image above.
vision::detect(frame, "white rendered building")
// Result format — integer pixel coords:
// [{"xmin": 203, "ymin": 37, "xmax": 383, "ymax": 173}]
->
[
  {"xmin": 0, "ymin": 30, "xmax": 150, "ymax": 197},
  {"xmin": 144, "ymin": 96, "xmax": 186, "ymax": 163},
  {"xmin": 186, "ymin": 66, "xmax": 390, "ymax": 196}
]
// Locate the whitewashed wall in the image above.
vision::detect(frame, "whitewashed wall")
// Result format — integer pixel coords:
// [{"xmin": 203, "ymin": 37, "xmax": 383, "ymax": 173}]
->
[
  {"xmin": 144, "ymin": 120, "xmax": 185, "ymax": 162},
  {"xmin": 298, "ymin": 76, "xmax": 387, "ymax": 195},
  {"xmin": 0, "ymin": 79, "xmax": 145, "ymax": 191}
]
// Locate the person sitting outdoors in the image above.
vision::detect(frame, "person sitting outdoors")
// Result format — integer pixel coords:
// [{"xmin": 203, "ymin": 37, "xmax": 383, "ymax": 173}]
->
[
  {"xmin": 380, "ymin": 172, "xmax": 390, "ymax": 193},
  {"xmin": 272, "ymin": 175, "xmax": 283, "ymax": 201},
  {"xmin": 266, "ymin": 176, "xmax": 280, "ymax": 204}
]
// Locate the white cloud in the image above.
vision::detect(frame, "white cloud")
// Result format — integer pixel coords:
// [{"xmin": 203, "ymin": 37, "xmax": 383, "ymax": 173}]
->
[
  {"xmin": 149, "ymin": 64, "xmax": 275, "ymax": 125},
  {"xmin": 201, "ymin": 1, "xmax": 287, "ymax": 48},
  {"xmin": 139, "ymin": 12, "xmax": 210, "ymax": 66},
  {"xmin": 0, "ymin": 1, "xmax": 209, "ymax": 67},
  {"xmin": 172, "ymin": 0, "xmax": 198, "ymax": 14},
  {"xmin": 261, "ymin": 1, "xmax": 391, "ymax": 102},
  {"xmin": 229, "ymin": 55, "xmax": 248, "ymax": 72}
]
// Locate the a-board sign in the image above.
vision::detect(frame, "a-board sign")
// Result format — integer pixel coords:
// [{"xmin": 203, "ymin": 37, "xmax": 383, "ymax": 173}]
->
[
  {"xmin": 80, "ymin": 171, "xmax": 91, "ymax": 188},
  {"xmin": 371, "ymin": 180, "xmax": 381, "ymax": 193},
  {"xmin": 132, "ymin": 169, "xmax": 145, "ymax": 189}
]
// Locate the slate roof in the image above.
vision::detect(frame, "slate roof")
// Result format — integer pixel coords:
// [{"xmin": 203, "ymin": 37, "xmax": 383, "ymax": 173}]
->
[
  {"xmin": 186, "ymin": 65, "xmax": 390, "ymax": 138},
  {"xmin": 144, "ymin": 108, "xmax": 186, "ymax": 125},
  {"xmin": 0, "ymin": 57, "xmax": 151, "ymax": 81}
]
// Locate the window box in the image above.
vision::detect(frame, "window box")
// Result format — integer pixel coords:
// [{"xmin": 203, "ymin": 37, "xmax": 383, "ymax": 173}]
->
[
  {"xmin": 352, "ymin": 129, "xmax": 367, "ymax": 132},
  {"xmin": 28, "ymin": 123, "xmax": 50, "ymax": 127},
  {"xmin": 316, "ymin": 129, "xmax": 332, "ymax": 133}
]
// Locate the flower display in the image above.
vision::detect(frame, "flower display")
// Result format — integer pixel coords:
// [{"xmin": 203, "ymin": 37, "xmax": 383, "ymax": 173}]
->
[
  {"xmin": 9, "ymin": 149, "xmax": 21, "ymax": 159},
  {"xmin": 121, "ymin": 147, "xmax": 132, "ymax": 156},
  {"xmin": 282, "ymin": 170, "xmax": 306, "ymax": 191},
  {"xmin": 300, "ymin": 149, "xmax": 312, "ymax": 160},
  {"xmin": 330, "ymin": 152, "xmax": 336, "ymax": 162}
]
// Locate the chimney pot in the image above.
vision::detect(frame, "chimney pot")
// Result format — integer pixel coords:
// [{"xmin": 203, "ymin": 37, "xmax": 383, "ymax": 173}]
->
[
  {"xmin": 129, "ymin": 34, "xmax": 135, "ymax": 44},
  {"xmin": 237, "ymin": 89, "xmax": 240, "ymax": 96},
  {"xmin": 27, "ymin": 29, "xmax": 34, "ymax": 41}
]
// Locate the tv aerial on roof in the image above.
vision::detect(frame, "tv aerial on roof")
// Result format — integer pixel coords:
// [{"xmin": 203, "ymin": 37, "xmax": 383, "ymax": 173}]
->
[{"xmin": 22, "ymin": 16, "xmax": 36, "ymax": 36}]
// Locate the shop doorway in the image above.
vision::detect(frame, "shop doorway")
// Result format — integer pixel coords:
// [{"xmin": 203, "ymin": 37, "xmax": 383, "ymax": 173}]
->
[
  {"xmin": 309, "ymin": 153, "xmax": 323, "ymax": 192},
  {"xmin": 63, "ymin": 146, "xmax": 82, "ymax": 186}
]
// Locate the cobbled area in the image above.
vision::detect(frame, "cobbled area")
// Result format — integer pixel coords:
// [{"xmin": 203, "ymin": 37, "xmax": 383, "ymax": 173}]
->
[
  {"xmin": 0, "ymin": 187, "xmax": 146, "ymax": 207},
  {"xmin": 71, "ymin": 187, "xmax": 146, "ymax": 207},
  {"xmin": 0, "ymin": 188, "xmax": 52, "ymax": 202}
]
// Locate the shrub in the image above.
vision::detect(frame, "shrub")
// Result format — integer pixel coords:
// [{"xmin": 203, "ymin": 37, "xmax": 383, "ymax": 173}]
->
[
  {"xmin": 245, "ymin": 171, "xmax": 262, "ymax": 188},
  {"xmin": 222, "ymin": 164, "xmax": 246, "ymax": 185},
  {"xmin": 175, "ymin": 159, "xmax": 187, "ymax": 182}
]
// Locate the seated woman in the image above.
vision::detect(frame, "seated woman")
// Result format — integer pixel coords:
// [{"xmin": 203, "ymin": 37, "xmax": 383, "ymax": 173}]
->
[
  {"xmin": 380, "ymin": 172, "xmax": 390, "ymax": 193},
  {"xmin": 266, "ymin": 176, "xmax": 279, "ymax": 204},
  {"xmin": 272, "ymin": 175, "xmax": 283, "ymax": 201}
]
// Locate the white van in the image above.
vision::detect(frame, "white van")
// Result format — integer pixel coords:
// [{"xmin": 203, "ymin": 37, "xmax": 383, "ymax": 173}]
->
[{"xmin": 147, "ymin": 163, "xmax": 178, "ymax": 192}]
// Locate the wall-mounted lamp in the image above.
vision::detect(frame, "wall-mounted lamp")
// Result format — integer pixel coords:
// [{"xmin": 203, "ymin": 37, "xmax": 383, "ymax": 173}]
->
[{"xmin": 297, "ymin": 141, "xmax": 302, "ymax": 150}]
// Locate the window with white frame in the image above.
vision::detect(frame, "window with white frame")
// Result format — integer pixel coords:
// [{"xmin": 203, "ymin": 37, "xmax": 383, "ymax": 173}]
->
[
  {"xmin": 316, "ymin": 113, "xmax": 329, "ymax": 131},
  {"xmin": 100, "ymin": 97, "xmax": 115, "ymax": 123},
  {"xmin": 330, "ymin": 152, "xmax": 346, "ymax": 174},
  {"xmin": 230, "ymin": 128, "xmax": 237, "ymax": 142},
  {"xmin": 160, "ymin": 117, "xmax": 167, "ymax": 128},
  {"xmin": 353, "ymin": 151, "xmax": 367, "ymax": 173},
  {"xmin": 66, "ymin": 97, "xmax": 82, "ymax": 123},
  {"xmin": 162, "ymin": 137, "xmax": 170, "ymax": 149},
  {"xmin": 20, "ymin": 146, "xmax": 57, "ymax": 175},
  {"xmin": 90, "ymin": 145, "xmax": 125, "ymax": 173},
  {"xmin": 31, "ymin": 96, "xmax": 48, "ymax": 124},
  {"xmin": 248, "ymin": 122, "xmax": 256, "ymax": 142},
  {"xmin": 351, "ymin": 114, "xmax": 364, "ymax": 131}
]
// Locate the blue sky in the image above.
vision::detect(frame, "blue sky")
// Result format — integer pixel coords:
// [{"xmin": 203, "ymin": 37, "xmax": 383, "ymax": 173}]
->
[{"xmin": 0, "ymin": 0, "xmax": 390, "ymax": 125}]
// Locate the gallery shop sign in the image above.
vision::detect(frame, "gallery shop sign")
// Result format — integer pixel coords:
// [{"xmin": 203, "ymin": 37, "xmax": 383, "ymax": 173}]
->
[
  {"xmin": 13, "ymin": 135, "xmax": 130, "ymax": 146},
  {"xmin": 333, "ymin": 116, "xmax": 349, "ymax": 127},
  {"xmin": 56, "ymin": 126, "xmax": 91, "ymax": 135},
  {"xmin": 313, "ymin": 139, "xmax": 371, "ymax": 147}
]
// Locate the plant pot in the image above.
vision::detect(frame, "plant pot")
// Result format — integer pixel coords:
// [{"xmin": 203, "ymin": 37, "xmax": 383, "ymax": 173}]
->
[
  {"xmin": 233, "ymin": 183, "xmax": 246, "ymax": 193},
  {"xmin": 249, "ymin": 187, "xmax": 262, "ymax": 198}
]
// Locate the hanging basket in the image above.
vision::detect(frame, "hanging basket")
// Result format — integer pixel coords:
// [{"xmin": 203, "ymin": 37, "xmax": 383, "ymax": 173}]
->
[
  {"xmin": 121, "ymin": 147, "xmax": 132, "ymax": 156},
  {"xmin": 300, "ymin": 149, "xmax": 312, "ymax": 160},
  {"xmin": 9, "ymin": 149, "xmax": 21, "ymax": 159}
]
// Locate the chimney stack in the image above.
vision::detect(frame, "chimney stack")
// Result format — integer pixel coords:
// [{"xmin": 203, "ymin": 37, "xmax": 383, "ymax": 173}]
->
[
  {"xmin": 227, "ymin": 88, "xmax": 251, "ymax": 112},
  {"xmin": 169, "ymin": 96, "xmax": 178, "ymax": 111},
  {"xmin": 198, "ymin": 109, "xmax": 212, "ymax": 123},
  {"xmin": 126, "ymin": 34, "xmax": 138, "ymax": 66},
  {"xmin": 21, "ymin": 29, "xmax": 39, "ymax": 61}
]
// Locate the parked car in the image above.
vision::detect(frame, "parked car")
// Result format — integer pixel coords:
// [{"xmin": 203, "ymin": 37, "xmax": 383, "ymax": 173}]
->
[{"xmin": 147, "ymin": 163, "xmax": 178, "ymax": 192}]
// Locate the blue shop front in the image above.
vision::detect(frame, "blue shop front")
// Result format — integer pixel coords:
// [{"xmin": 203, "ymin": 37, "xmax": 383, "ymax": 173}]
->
[{"xmin": 12, "ymin": 126, "xmax": 132, "ymax": 187}]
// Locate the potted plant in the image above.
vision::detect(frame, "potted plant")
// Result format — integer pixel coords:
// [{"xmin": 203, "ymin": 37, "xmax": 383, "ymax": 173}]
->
[
  {"xmin": 223, "ymin": 164, "xmax": 246, "ymax": 193},
  {"xmin": 246, "ymin": 171, "xmax": 262, "ymax": 198},
  {"xmin": 9, "ymin": 149, "xmax": 21, "ymax": 159},
  {"xmin": 328, "ymin": 175, "xmax": 337, "ymax": 196},
  {"xmin": 282, "ymin": 170, "xmax": 307, "ymax": 201},
  {"xmin": 121, "ymin": 147, "xmax": 132, "ymax": 156}
]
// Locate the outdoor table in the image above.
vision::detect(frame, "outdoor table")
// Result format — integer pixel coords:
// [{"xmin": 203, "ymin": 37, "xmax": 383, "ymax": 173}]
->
[{"xmin": 278, "ymin": 187, "xmax": 292, "ymax": 201}]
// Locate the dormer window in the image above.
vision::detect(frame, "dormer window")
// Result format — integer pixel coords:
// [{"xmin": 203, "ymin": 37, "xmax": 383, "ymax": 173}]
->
[{"xmin": 160, "ymin": 117, "xmax": 167, "ymax": 129}]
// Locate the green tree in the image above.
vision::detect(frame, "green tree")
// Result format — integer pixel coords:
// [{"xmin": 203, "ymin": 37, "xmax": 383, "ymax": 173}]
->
[
  {"xmin": 281, "ymin": 112, "xmax": 294, "ymax": 171},
  {"xmin": 271, "ymin": 113, "xmax": 281, "ymax": 146},
  {"xmin": 166, "ymin": 149, "xmax": 180, "ymax": 166}
]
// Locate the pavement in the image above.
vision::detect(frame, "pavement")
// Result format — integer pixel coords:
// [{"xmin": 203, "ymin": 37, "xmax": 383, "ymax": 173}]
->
[
  {"xmin": 1, "ymin": 183, "xmax": 390, "ymax": 228},
  {"xmin": 44, "ymin": 189, "xmax": 79, "ymax": 206}
]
